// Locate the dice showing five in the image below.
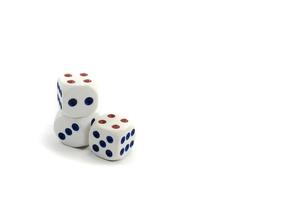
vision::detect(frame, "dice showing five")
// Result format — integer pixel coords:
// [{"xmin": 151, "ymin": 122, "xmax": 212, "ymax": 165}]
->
[
  {"xmin": 89, "ymin": 114, "xmax": 136, "ymax": 161},
  {"xmin": 57, "ymin": 73, "xmax": 98, "ymax": 118},
  {"xmin": 54, "ymin": 111, "xmax": 95, "ymax": 147}
]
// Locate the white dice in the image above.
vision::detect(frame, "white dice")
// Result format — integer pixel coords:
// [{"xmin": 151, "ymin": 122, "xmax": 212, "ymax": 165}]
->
[
  {"xmin": 54, "ymin": 73, "xmax": 136, "ymax": 161},
  {"xmin": 57, "ymin": 73, "xmax": 98, "ymax": 118},
  {"xmin": 54, "ymin": 111, "xmax": 95, "ymax": 147},
  {"xmin": 89, "ymin": 114, "xmax": 136, "ymax": 161}
]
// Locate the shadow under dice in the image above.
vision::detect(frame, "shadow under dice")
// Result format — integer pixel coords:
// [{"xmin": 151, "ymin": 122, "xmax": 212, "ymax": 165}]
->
[
  {"xmin": 54, "ymin": 111, "xmax": 95, "ymax": 147},
  {"xmin": 89, "ymin": 114, "xmax": 136, "ymax": 161}
]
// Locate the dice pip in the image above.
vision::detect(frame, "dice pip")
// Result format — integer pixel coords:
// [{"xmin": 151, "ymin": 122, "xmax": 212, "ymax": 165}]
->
[
  {"xmin": 89, "ymin": 114, "xmax": 135, "ymax": 161},
  {"xmin": 54, "ymin": 111, "xmax": 95, "ymax": 147},
  {"xmin": 57, "ymin": 73, "xmax": 98, "ymax": 118}
]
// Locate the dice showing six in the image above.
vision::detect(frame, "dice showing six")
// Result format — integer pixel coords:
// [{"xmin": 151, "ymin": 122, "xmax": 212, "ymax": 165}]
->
[
  {"xmin": 57, "ymin": 73, "xmax": 98, "ymax": 118},
  {"xmin": 89, "ymin": 114, "xmax": 136, "ymax": 161},
  {"xmin": 54, "ymin": 111, "xmax": 95, "ymax": 147}
]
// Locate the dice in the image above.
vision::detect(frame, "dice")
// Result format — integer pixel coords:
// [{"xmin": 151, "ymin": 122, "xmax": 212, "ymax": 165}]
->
[
  {"xmin": 89, "ymin": 114, "xmax": 136, "ymax": 161},
  {"xmin": 57, "ymin": 73, "xmax": 98, "ymax": 118},
  {"xmin": 54, "ymin": 111, "xmax": 95, "ymax": 147}
]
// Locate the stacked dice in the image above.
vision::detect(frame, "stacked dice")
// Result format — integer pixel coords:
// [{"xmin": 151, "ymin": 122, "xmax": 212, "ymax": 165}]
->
[
  {"xmin": 54, "ymin": 73, "xmax": 98, "ymax": 147},
  {"xmin": 54, "ymin": 73, "xmax": 135, "ymax": 161}
]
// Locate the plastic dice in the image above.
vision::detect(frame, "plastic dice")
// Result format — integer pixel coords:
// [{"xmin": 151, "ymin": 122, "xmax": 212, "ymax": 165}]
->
[
  {"xmin": 89, "ymin": 114, "xmax": 135, "ymax": 161},
  {"xmin": 57, "ymin": 73, "xmax": 98, "ymax": 118}
]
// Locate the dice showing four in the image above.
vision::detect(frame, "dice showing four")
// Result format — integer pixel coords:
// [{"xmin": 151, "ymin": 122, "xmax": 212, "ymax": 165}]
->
[
  {"xmin": 54, "ymin": 111, "xmax": 95, "ymax": 147},
  {"xmin": 89, "ymin": 114, "xmax": 136, "ymax": 161},
  {"xmin": 57, "ymin": 73, "xmax": 98, "ymax": 118}
]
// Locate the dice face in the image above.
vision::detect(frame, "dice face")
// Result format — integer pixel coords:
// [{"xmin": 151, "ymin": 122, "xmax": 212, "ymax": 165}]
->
[
  {"xmin": 89, "ymin": 114, "xmax": 135, "ymax": 161},
  {"xmin": 57, "ymin": 73, "xmax": 98, "ymax": 118},
  {"xmin": 54, "ymin": 111, "xmax": 95, "ymax": 147}
]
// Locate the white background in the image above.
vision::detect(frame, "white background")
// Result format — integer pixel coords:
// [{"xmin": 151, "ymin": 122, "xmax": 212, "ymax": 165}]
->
[{"xmin": 0, "ymin": 0, "xmax": 299, "ymax": 199}]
